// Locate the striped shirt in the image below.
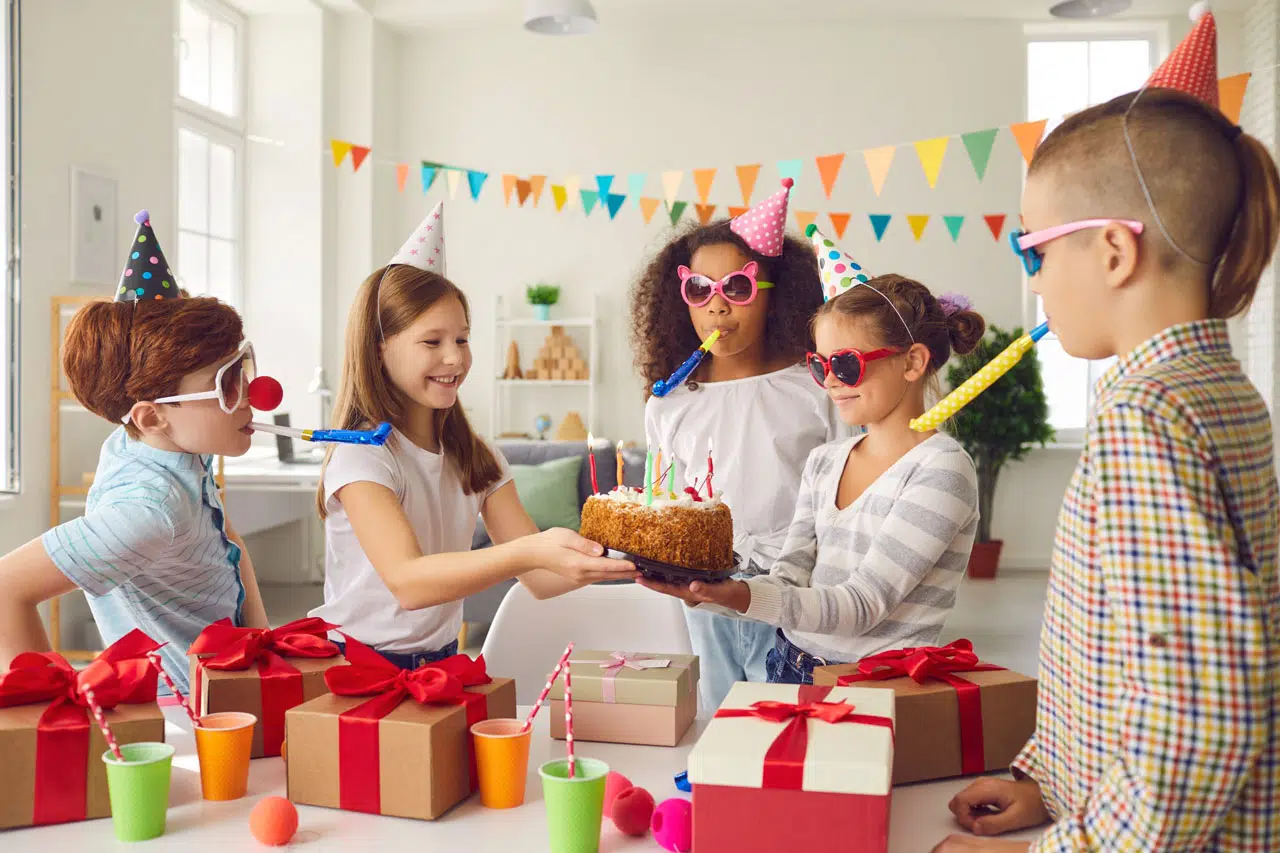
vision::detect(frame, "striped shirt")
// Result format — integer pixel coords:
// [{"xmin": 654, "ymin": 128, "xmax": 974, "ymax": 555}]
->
[
  {"xmin": 42, "ymin": 428, "xmax": 245, "ymax": 694},
  {"xmin": 1013, "ymin": 320, "xmax": 1280, "ymax": 851},
  {"xmin": 742, "ymin": 433, "xmax": 979, "ymax": 663}
]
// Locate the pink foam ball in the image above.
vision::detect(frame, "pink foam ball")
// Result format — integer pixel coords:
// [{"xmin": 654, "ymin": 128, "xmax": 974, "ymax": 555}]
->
[
  {"xmin": 651, "ymin": 797, "xmax": 692, "ymax": 853},
  {"xmin": 602, "ymin": 770, "xmax": 632, "ymax": 816},
  {"xmin": 610, "ymin": 786, "xmax": 655, "ymax": 837}
]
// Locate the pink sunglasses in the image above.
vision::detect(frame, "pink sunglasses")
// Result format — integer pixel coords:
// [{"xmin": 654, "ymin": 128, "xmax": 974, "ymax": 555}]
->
[
  {"xmin": 1010, "ymin": 219, "xmax": 1145, "ymax": 275},
  {"xmin": 678, "ymin": 262, "xmax": 775, "ymax": 307}
]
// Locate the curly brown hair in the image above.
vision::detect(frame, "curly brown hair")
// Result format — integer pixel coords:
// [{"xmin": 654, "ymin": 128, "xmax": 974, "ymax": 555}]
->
[{"xmin": 629, "ymin": 219, "xmax": 823, "ymax": 392}]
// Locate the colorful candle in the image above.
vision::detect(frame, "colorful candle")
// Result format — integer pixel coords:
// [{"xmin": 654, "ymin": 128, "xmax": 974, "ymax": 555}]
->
[
  {"xmin": 654, "ymin": 448, "xmax": 664, "ymax": 495},
  {"xmin": 615, "ymin": 440, "xmax": 624, "ymax": 490},
  {"xmin": 587, "ymin": 432, "xmax": 599, "ymax": 494},
  {"xmin": 706, "ymin": 438, "xmax": 715, "ymax": 499},
  {"xmin": 644, "ymin": 445, "xmax": 654, "ymax": 507}
]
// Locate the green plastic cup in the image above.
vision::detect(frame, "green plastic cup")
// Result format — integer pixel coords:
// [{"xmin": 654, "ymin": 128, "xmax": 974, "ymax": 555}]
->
[
  {"xmin": 539, "ymin": 757, "xmax": 609, "ymax": 853},
  {"xmin": 102, "ymin": 742, "xmax": 176, "ymax": 842}
]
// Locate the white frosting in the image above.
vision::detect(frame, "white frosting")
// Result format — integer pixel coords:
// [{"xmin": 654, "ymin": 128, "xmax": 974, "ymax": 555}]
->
[{"xmin": 596, "ymin": 487, "xmax": 722, "ymax": 510}]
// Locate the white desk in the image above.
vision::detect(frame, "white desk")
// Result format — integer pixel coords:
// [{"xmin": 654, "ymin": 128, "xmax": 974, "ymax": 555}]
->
[
  {"xmin": 5, "ymin": 706, "xmax": 1044, "ymax": 851},
  {"xmin": 220, "ymin": 448, "xmax": 324, "ymax": 583}
]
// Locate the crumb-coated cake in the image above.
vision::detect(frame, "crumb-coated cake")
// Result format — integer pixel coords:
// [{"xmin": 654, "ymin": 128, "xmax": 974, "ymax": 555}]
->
[{"xmin": 578, "ymin": 487, "xmax": 734, "ymax": 571}]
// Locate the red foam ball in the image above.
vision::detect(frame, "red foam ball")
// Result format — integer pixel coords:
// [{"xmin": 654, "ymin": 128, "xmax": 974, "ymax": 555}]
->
[
  {"xmin": 248, "ymin": 376, "xmax": 283, "ymax": 411},
  {"xmin": 248, "ymin": 796, "xmax": 298, "ymax": 846},
  {"xmin": 602, "ymin": 770, "xmax": 632, "ymax": 816},
  {"xmin": 610, "ymin": 786, "xmax": 655, "ymax": 837}
]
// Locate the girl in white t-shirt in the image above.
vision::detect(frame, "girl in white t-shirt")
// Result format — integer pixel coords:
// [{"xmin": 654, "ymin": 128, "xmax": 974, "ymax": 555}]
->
[{"xmin": 312, "ymin": 208, "xmax": 635, "ymax": 667}]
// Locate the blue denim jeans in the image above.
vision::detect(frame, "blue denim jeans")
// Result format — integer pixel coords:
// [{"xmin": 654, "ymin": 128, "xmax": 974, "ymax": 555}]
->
[
  {"xmin": 684, "ymin": 605, "xmax": 775, "ymax": 715},
  {"xmin": 765, "ymin": 629, "xmax": 841, "ymax": 685},
  {"xmin": 335, "ymin": 639, "xmax": 459, "ymax": 670}
]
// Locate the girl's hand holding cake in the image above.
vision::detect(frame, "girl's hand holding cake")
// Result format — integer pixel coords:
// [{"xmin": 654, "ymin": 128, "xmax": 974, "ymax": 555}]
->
[
  {"xmin": 638, "ymin": 577, "xmax": 751, "ymax": 613},
  {"xmin": 526, "ymin": 528, "xmax": 639, "ymax": 585}
]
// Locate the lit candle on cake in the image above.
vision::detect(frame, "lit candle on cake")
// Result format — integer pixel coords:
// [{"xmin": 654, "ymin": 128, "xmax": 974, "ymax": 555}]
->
[
  {"xmin": 587, "ymin": 433, "xmax": 599, "ymax": 494},
  {"xmin": 706, "ymin": 438, "xmax": 715, "ymax": 499},
  {"xmin": 615, "ymin": 440, "xmax": 624, "ymax": 490},
  {"xmin": 644, "ymin": 444, "xmax": 654, "ymax": 507},
  {"xmin": 654, "ymin": 447, "xmax": 664, "ymax": 495}
]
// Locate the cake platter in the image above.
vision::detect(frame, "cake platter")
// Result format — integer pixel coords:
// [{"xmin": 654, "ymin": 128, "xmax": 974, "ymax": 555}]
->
[{"xmin": 609, "ymin": 550, "xmax": 740, "ymax": 585}]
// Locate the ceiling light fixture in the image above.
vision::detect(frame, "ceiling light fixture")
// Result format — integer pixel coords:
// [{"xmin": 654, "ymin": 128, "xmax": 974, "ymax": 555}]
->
[{"xmin": 524, "ymin": 0, "xmax": 598, "ymax": 35}]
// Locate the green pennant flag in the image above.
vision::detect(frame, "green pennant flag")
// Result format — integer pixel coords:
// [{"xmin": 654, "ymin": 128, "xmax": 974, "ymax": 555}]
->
[
  {"xmin": 580, "ymin": 189, "xmax": 599, "ymax": 216},
  {"xmin": 605, "ymin": 193, "xmax": 627, "ymax": 220},
  {"xmin": 667, "ymin": 200, "xmax": 688, "ymax": 226},
  {"xmin": 961, "ymin": 129, "xmax": 999, "ymax": 182},
  {"xmin": 943, "ymin": 215, "xmax": 965, "ymax": 242}
]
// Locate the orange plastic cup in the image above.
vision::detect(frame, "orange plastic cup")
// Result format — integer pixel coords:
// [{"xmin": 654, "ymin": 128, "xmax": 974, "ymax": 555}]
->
[
  {"xmin": 193, "ymin": 712, "xmax": 257, "ymax": 801},
  {"xmin": 471, "ymin": 718, "xmax": 533, "ymax": 808}
]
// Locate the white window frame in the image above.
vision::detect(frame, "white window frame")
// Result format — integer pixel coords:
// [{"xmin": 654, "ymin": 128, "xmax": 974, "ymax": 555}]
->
[
  {"xmin": 1, "ymin": 0, "xmax": 19, "ymax": 494},
  {"xmin": 1022, "ymin": 22, "xmax": 1168, "ymax": 446},
  {"xmin": 173, "ymin": 0, "xmax": 246, "ymax": 308}
]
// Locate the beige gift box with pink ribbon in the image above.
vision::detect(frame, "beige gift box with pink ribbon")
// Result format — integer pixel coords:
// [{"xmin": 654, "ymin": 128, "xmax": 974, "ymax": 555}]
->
[{"xmin": 548, "ymin": 651, "xmax": 699, "ymax": 747}]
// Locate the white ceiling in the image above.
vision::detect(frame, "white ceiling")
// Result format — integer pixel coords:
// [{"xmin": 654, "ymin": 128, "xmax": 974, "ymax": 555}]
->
[{"xmin": 364, "ymin": 0, "xmax": 1248, "ymax": 31}]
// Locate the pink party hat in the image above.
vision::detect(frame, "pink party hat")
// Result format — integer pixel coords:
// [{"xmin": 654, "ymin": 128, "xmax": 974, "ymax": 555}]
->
[
  {"xmin": 1146, "ymin": 3, "xmax": 1218, "ymax": 108},
  {"xmin": 729, "ymin": 178, "xmax": 793, "ymax": 257}
]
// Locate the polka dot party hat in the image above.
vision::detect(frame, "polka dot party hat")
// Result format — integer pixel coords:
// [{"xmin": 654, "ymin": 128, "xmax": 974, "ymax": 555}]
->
[
  {"xmin": 729, "ymin": 178, "xmax": 792, "ymax": 257},
  {"xmin": 388, "ymin": 201, "xmax": 446, "ymax": 275},
  {"xmin": 1145, "ymin": 2, "xmax": 1218, "ymax": 108},
  {"xmin": 805, "ymin": 222, "xmax": 872, "ymax": 302},
  {"xmin": 116, "ymin": 210, "xmax": 179, "ymax": 302}
]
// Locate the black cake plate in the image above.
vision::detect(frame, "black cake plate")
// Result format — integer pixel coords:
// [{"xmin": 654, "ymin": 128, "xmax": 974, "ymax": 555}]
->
[{"xmin": 608, "ymin": 550, "xmax": 740, "ymax": 585}]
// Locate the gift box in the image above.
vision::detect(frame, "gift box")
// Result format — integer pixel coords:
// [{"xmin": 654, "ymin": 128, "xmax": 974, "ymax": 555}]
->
[
  {"xmin": 688, "ymin": 682, "xmax": 895, "ymax": 853},
  {"xmin": 547, "ymin": 651, "xmax": 699, "ymax": 747},
  {"xmin": 0, "ymin": 630, "xmax": 165, "ymax": 830},
  {"xmin": 813, "ymin": 639, "xmax": 1037, "ymax": 784},
  {"xmin": 285, "ymin": 636, "xmax": 516, "ymax": 820},
  {"xmin": 188, "ymin": 617, "xmax": 344, "ymax": 759}
]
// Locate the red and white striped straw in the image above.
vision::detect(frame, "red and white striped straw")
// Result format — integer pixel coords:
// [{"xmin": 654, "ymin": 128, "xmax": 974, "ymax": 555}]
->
[
  {"xmin": 523, "ymin": 641, "xmax": 574, "ymax": 733},
  {"xmin": 83, "ymin": 686, "xmax": 124, "ymax": 761},
  {"xmin": 147, "ymin": 652, "xmax": 200, "ymax": 726},
  {"xmin": 565, "ymin": 656, "xmax": 576, "ymax": 778}
]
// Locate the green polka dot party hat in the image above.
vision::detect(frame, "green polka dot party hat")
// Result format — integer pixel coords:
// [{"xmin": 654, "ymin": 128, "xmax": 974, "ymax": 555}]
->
[
  {"xmin": 116, "ymin": 209, "xmax": 178, "ymax": 302},
  {"xmin": 805, "ymin": 222, "xmax": 872, "ymax": 302}
]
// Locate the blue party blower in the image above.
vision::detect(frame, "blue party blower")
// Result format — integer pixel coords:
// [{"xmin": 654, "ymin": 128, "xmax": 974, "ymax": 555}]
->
[
  {"xmin": 651, "ymin": 331, "xmax": 721, "ymax": 398},
  {"xmin": 250, "ymin": 421, "xmax": 392, "ymax": 447}
]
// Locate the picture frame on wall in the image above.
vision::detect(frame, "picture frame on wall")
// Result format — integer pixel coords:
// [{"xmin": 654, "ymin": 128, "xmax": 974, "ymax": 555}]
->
[{"xmin": 69, "ymin": 166, "xmax": 118, "ymax": 285}]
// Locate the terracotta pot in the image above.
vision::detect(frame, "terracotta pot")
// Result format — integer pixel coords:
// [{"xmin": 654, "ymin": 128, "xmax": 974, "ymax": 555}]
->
[{"xmin": 967, "ymin": 540, "xmax": 1003, "ymax": 579}]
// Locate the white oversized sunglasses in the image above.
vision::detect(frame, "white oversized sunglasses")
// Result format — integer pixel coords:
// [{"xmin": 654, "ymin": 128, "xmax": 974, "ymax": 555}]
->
[{"xmin": 122, "ymin": 341, "xmax": 256, "ymax": 424}]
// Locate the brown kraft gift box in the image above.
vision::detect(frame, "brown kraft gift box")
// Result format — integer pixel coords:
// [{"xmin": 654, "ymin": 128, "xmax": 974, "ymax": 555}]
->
[
  {"xmin": 813, "ymin": 640, "xmax": 1037, "ymax": 785},
  {"xmin": 548, "ymin": 651, "xmax": 699, "ymax": 747}
]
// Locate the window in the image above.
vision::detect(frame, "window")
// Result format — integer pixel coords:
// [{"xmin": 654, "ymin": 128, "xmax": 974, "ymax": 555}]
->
[
  {"xmin": 175, "ymin": 0, "xmax": 244, "ymax": 307},
  {"xmin": 1, "ymin": 0, "xmax": 18, "ymax": 494},
  {"xmin": 1025, "ymin": 32, "xmax": 1158, "ymax": 442}
]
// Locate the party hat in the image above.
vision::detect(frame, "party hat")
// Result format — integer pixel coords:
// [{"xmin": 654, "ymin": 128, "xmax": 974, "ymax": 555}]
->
[
  {"xmin": 805, "ymin": 223, "xmax": 871, "ymax": 302},
  {"xmin": 389, "ymin": 201, "xmax": 446, "ymax": 274},
  {"xmin": 116, "ymin": 210, "xmax": 179, "ymax": 302},
  {"xmin": 1146, "ymin": 3, "xmax": 1218, "ymax": 108},
  {"xmin": 729, "ymin": 178, "xmax": 792, "ymax": 257}
]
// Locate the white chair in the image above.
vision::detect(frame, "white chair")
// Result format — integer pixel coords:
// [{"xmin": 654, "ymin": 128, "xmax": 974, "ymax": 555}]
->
[{"xmin": 480, "ymin": 581, "xmax": 693, "ymax": 704}]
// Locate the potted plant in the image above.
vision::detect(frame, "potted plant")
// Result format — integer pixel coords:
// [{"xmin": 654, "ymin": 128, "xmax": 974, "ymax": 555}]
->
[
  {"xmin": 526, "ymin": 284, "xmax": 560, "ymax": 321},
  {"xmin": 943, "ymin": 325, "xmax": 1054, "ymax": 579}
]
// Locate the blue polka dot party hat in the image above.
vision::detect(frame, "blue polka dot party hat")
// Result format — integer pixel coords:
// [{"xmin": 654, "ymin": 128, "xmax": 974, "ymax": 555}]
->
[
  {"xmin": 805, "ymin": 222, "xmax": 872, "ymax": 302},
  {"xmin": 116, "ymin": 209, "xmax": 179, "ymax": 302},
  {"xmin": 388, "ymin": 201, "xmax": 446, "ymax": 275}
]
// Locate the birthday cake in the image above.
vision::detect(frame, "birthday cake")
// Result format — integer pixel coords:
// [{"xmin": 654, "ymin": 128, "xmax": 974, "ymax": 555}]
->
[{"xmin": 578, "ymin": 488, "xmax": 734, "ymax": 571}]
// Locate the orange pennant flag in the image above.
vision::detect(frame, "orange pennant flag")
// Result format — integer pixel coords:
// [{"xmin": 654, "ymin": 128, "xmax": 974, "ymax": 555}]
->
[
  {"xmin": 794, "ymin": 210, "xmax": 818, "ymax": 232},
  {"xmin": 1010, "ymin": 120, "xmax": 1048, "ymax": 166},
  {"xmin": 863, "ymin": 146, "xmax": 896, "ymax": 196},
  {"xmin": 828, "ymin": 213, "xmax": 852, "ymax": 239},
  {"xmin": 728, "ymin": 206, "xmax": 749, "ymax": 218},
  {"xmin": 816, "ymin": 153, "xmax": 845, "ymax": 199},
  {"xmin": 330, "ymin": 140, "xmax": 353, "ymax": 168},
  {"xmin": 529, "ymin": 175, "xmax": 547, "ymax": 207},
  {"xmin": 912, "ymin": 137, "xmax": 948, "ymax": 189},
  {"xmin": 695, "ymin": 203, "xmax": 717, "ymax": 225},
  {"xmin": 350, "ymin": 145, "xmax": 371, "ymax": 172},
  {"xmin": 395, "ymin": 163, "xmax": 409, "ymax": 192},
  {"xmin": 639, "ymin": 197, "xmax": 662, "ymax": 224},
  {"xmin": 1218, "ymin": 73, "xmax": 1251, "ymax": 125},
  {"xmin": 516, "ymin": 179, "xmax": 532, "ymax": 206},
  {"xmin": 693, "ymin": 169, "xmax": 717, "ymax": 205},
  {"xmin": 907, "ymin": 214, "xmax": 930, "ymax": 242},
  {"xmin": 502, "ymin": 174, "xmax": 518, "ymax": 207},
  {"xmin": 736, "ymin": 164, "xmax": 761, "ymax": 204},
  {"xmin": 551, "ymin": 185, "xmax": 568, "ymax": 212}
]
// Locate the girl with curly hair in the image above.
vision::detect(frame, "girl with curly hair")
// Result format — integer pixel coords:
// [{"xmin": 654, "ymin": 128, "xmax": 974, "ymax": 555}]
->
[{"xmin": 631, "ymin": 180, "xmax": 840, "ymax": 712}]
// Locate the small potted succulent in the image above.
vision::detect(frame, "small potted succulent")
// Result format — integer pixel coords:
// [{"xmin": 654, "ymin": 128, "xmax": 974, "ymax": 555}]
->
[{"xmin": 526, "ymin": 284, "xmax": 560, "ymax": 321}]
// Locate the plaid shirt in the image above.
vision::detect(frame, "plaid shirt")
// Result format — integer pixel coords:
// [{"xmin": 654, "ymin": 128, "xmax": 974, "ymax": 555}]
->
[{"xmin": 1013, "ymin": 320, "xmax": 1279, "ymax": 852}]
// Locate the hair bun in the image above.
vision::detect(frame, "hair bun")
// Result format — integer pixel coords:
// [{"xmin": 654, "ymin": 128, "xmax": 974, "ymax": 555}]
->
[{"xmin": 947, "ymin": 308, "xmax": 987, "ymax": 355}]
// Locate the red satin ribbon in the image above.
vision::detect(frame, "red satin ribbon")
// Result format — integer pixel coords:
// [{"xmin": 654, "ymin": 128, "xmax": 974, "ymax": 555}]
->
[
  {"xmin": 0, "ymin": 629, "xmax": 161, "ymax": 825},
  {"xmin": 188, "ymin": 617, "xmax": 339, "ymax": 755},
  {"xmin": 835, "ymin": 639, "xmax": 1003, "ymax": 775},
  {"xmin": 713, "ymin": 684, "xmax": 894, "ymax": 790},
  {"xmin": 327, "ymin": 636, "xmax": 492, "ymax": 814}
]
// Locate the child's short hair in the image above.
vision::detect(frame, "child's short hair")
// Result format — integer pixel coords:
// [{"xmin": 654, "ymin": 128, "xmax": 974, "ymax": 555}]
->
[
  {"xmin": 1029, "ymin": 88, "xmax": 1280, "ymax": 319},
  {"xmin": 629, "ymin": 220, "xmax": 823, "ymax": 390},
  {"xmin": 63, "ymin": 297, "xmax": 243, "ymax": 437}
]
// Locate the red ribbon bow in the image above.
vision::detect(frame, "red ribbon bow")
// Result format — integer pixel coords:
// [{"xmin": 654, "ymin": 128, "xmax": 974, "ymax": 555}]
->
[
  {"xmin": 836, "ymin": 639, "xmax": 1003, "ymax": 775},
  {"xmin": 713, "ymin": 685, "xmax": 894, "ymax": 790},
  {"xmin": 188, "ymin": 617, "xmax": 339, "ymax": 756},
  {"xmin": 0, "ymin": 629, "xmax": 161, "ymax": 826},
  {"xmin": 326, "ymin": 635, "xmax": 493, "ymax": 814}
]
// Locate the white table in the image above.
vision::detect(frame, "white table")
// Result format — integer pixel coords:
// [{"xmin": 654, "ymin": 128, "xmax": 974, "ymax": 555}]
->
[
  {"xmin": 219, "ymin": 448, "xmax": 324, "ymax": 582},
  {"xmin": 5, "ymin": 706, "xmax": 1044, "ymax": 851}
]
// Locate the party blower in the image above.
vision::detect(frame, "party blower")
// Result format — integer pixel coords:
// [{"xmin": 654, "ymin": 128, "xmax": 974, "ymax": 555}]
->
[
  {"xmin": 245, "ymin": 376, "xmax": 392, "ymax": 447},
  {"xmin": 908, "ymin": 321, "xmax": 1050, "ymax": 432},
  {"xmin": 651, "ymin": 330, "xmax": 720, "ymax": 398}
]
